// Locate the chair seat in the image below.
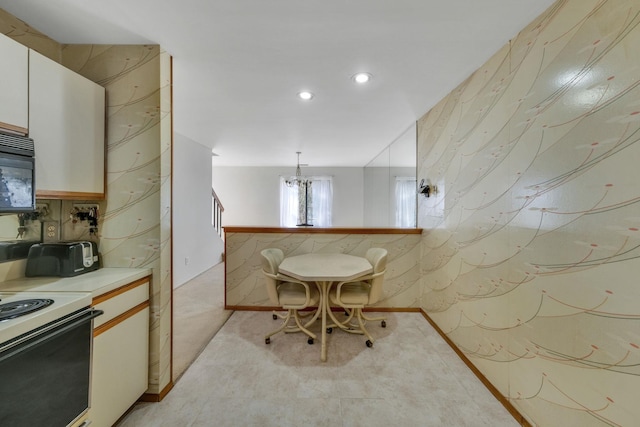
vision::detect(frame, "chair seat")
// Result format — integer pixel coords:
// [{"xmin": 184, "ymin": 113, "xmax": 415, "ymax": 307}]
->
[
  {"xmin": 329, "ymin": 282, "xmax": 370, "ymax": 306},
  {"xmin": 325, "ymin": 248, "xmax": 388, "ymax": 348},
  {"xmin": 279, "ymin": 282, "xmax": 319, "ymax": 307},
  {"xmin": 261, "ymin": 248, "xmax": 320, "ymax": 345}
]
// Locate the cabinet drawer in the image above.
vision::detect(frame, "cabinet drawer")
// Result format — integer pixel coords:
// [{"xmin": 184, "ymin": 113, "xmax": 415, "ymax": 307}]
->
[{"xmin": 93, "ymin": 278, "xmax": 149, "ymax": 329}]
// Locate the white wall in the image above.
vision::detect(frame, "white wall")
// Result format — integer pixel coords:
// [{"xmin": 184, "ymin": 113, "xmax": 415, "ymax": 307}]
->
[
  {"xmin": 173, "ymin": 133, "xmax": 224, "ymax": 288},
  {"xmin": 212, "ymin": 166, "xmax": 364, "ymax": 227}
]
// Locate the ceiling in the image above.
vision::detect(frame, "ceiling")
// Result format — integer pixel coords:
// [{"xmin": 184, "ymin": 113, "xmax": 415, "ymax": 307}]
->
[{"xmin": 0, "ymin": 0, "xmax": 556, "ymax": 167}]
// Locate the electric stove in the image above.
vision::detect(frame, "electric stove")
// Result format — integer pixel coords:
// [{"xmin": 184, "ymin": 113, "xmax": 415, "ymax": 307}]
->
[{"xmin": 0, "ymin": 291, "xmax": 92, "ymax": 344}]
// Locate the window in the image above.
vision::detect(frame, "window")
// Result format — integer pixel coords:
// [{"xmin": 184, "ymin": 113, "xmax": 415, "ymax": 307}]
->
[
  {"xmin": 395, "ymin": 177, "xmax": 416, "ymax": 227},
  {"xmin": 280, "ymin": 176, "xmax": 333, "ymax": 227}
]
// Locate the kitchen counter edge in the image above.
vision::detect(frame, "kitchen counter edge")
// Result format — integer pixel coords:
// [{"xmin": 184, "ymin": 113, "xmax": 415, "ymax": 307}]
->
[{"xmin": 0, "ymin": 268, "xmax": 153, "ymax": 297}]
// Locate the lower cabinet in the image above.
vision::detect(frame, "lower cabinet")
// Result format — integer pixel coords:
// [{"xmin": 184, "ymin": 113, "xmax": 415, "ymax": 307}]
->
[{"xmin": 89, "ymin": 277, "xmax": 150, "ymax": 427}]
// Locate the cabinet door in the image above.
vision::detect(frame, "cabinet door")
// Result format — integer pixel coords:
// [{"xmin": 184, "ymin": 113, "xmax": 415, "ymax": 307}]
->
[
  {"xmin": 28, "ymin": 49, "xmax": 105, "ymax": 199},
  {"xmin": 0, "ymin": 34, "xmax": 28, "ymax": 133},
  {"xmin": 91, "ymin": 306, "xmax": 149, "ymax": 427}
]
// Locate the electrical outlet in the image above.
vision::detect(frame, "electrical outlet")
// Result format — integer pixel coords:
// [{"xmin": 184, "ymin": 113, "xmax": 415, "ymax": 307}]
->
[{"xmin": 41, "ymin": 220, "xmax": 60, "ymax": 242}]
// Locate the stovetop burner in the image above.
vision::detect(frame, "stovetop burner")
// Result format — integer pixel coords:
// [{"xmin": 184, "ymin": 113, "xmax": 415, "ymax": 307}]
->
[{"xmin": 0, "ymin": 299, "xmax": 54, "ymax": 322}]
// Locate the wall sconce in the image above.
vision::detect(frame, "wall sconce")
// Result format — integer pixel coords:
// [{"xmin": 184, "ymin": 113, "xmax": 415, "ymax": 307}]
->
[{"xmin": 419, "ymin": 179, "xmax": 436, "ymax": 198}]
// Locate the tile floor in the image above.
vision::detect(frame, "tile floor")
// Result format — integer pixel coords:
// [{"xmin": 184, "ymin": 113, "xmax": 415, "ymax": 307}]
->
[{"xmin": 117, "ymin": 278, "xmax": 519, "ymax": 427}]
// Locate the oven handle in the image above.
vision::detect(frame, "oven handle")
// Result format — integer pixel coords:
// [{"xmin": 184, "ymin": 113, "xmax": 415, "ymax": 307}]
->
[{"xmin": 0, "ymin": 308, "xmax": 103, "ymax": 357}]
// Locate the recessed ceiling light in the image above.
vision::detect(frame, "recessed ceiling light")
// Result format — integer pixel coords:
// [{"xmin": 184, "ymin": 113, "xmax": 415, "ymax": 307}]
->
[
  {"xmin": 298, "ymin": 91, "xmax": 314, "ymax": 101},
  {"xmin": 352, "ymin": 72, "xmax": 373, "ymax": 84}
]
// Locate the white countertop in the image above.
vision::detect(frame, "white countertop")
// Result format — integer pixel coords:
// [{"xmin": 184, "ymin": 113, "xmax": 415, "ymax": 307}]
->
[{"xmin": 0, "ymin": 267, "xmax": 152, "ymax": 297}]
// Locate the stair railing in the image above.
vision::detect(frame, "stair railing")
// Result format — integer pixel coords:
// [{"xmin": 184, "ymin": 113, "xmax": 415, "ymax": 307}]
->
[{"xmin": 212, "ymin": 188, "xmax": 224, "ymax": 237}]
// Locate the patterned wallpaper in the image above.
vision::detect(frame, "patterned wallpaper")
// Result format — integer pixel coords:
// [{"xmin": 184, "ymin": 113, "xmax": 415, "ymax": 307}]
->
[
  {"xmin": 225, "ymin": 232, "xmax": 422, "ymax": 308},
  {"xmin": 0, "ymin": 10, "xmax": 59, "ymax": 61},
  {"xmin": 5, "ymin": 1, "xmax": 640, "ymax": 423},
  {"xmin": 0, "ymin": 8, "xmax": 172, "ymax": 395},
  {"xmin": 61, "ymin": 44, "xmax": 172, "ymax": 395},
  {"xmin": 417, "ymin": 1, "xmax": 640, "ymax": 425}
]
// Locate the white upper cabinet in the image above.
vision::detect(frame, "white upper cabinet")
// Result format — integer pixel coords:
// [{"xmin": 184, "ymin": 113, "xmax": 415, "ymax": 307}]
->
[
  {"xmin": 28, "ymin": 49, "xmax": 105, "ymax": 199},
  {"xmin": 0, "ymin": 33, "xmax": 29, "ymax": 133}
]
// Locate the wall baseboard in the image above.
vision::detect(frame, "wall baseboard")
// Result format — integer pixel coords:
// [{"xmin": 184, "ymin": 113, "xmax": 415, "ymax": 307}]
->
[
  {"xmin": 419, "ymin": 310, "xmax": 532, "ymax": 427},
  {"xmin": 139, "ymin": 381, "xmax": 174, "ymax": 402}
]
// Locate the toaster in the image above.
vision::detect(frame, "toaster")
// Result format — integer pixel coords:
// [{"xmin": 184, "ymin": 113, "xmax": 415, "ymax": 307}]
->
[{"xmin": 25, "ymin": 241, "xmax": 100, "ymax": 277}]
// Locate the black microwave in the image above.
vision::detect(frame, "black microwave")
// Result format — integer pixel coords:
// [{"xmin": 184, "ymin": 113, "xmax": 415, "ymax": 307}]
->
[{"xmin": 0, "ymin": 131, "xmax": 36, "ymax": 213}]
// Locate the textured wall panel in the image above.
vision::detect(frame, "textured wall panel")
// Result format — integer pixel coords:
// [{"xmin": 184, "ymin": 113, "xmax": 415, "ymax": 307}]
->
[
  {"xmin": 225, "ymin": 232, "xmax": 422, "ymax": 308},
  {"xmin": 417, "ymin": 1, "xmax": 640, "ymax": 425}
]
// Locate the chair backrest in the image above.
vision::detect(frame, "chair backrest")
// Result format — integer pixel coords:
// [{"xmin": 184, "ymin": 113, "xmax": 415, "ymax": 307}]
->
[
  {"xmin": 365, "ymin": 248, "xmax": 387, "ymax": 304},
  {"xmin": 261, "ymin": 248, "xmax": 284, "ymax": 274},
  {"xmin": 260, "ymin": 248, "xmax": 285, "ymax": 305},
  {"xmin": 366, "ymin": 248, "xmax": 387, "ymax": 273}
]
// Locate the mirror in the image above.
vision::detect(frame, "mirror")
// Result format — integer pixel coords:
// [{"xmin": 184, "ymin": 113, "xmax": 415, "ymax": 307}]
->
[{"xmin": 363, "ymin": 123, "xmax": 417, "ymax": 227}]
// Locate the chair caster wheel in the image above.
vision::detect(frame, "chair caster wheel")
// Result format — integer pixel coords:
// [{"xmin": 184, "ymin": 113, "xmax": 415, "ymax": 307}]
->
[
  {"xmin": 265, "ymin": 338, "xmax": 271, "ymax": 344},
  {"xmin": 272, "ymin": 314, "xmax": 277, "ymax": 320},
  {"xmin": 326, "ymin": 328, "xmax": 333, "ymax": 334},
  {"xmin": 366, "ymin": 340, "xmax": 373, "ymax": 348},
  {"xmin": 381, "ymin": 320, "xmax": 386, "ymax": 328},
  {"xmin": 308, "ymin": 338, "xmax": 314, "ymax": 345}
]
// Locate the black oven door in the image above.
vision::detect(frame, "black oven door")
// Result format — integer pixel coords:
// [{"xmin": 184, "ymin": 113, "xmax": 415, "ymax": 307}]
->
[{"xmin": 0, "ymin": 308, "xmax": 103, "ymax": 427}]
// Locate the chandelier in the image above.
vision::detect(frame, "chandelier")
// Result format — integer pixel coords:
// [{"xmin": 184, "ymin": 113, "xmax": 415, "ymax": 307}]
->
[
  {"xmin": 285, "ymin": 151, "xmax": 313, "ymax": 226},
  {"xmin": 285, "ymin": 151, "xmax": 311, "ymax": 188}
]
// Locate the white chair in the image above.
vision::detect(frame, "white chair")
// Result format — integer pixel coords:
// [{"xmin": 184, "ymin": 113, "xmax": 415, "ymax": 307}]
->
[
  {"xmin": 261, "ymin": 248, "xmax": 320, "ymax": 345},
  {"xmin": 328, "ymin": 248, "xmax": 388, "ymax": 347}
]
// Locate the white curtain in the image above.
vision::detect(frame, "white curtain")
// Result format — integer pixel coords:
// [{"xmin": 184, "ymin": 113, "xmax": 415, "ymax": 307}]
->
[
  {"xmin": 309, "ymin": 176, "xmax": 332, "ymax": 227},
  {"xmin": 395, "ymin": 177, "xmax": 416, "ymax": 227},
  {"xmin": 280, "ymin": 176, "xmax": 332, "ymax": 227},
  {"xmin": 280, "ymin": 177, "xmax": 299, "ymax": 227}
]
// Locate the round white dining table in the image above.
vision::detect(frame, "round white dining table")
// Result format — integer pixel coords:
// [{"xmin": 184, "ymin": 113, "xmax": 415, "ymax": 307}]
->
[{"xmin": 278, "ymin": 253, "xmax": 372, "ymax": 362}]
